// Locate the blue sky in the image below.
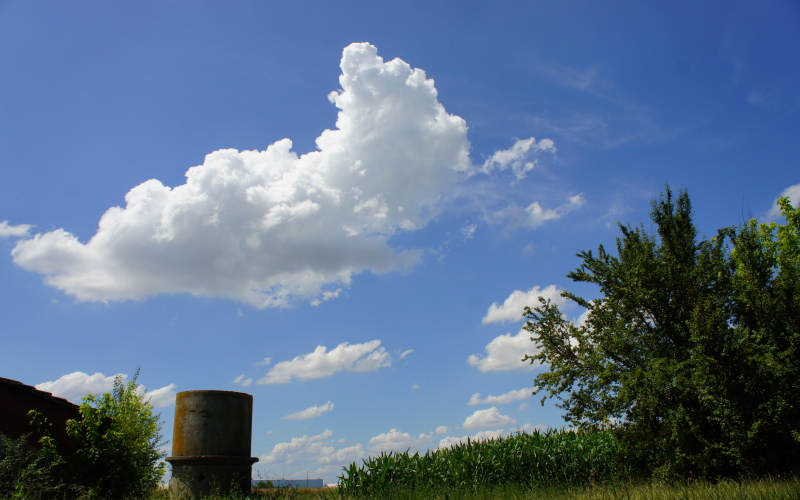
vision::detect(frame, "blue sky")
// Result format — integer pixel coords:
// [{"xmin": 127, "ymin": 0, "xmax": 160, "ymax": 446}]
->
[{"xmin": 1, "ymin": 0, "xmax": 799, "ymax": 485}]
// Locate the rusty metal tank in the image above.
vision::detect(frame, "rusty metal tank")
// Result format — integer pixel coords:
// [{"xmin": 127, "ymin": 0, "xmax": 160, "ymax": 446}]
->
[{"xmin": 166, "ymin": 390, "xmax": 258, "ymax": 498}]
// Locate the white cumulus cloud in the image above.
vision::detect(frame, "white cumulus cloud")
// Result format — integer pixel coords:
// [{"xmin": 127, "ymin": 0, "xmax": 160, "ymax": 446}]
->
[
  {"xmin": 399, "ymin": 349, "xmax": 414, "ymax": 359},
  {"xmin": 768, "ymin": 183, "xmax": 800, "ymax": 218},
  {"xmin": 283, "ymin": 401, "xmax": 334, "ymax": 420},
  {"xmin": 36, "ymin": 371, "xmax": 176, "ymax": 407},
  {"xmin": 463, "ymin": 407, "xmax": 516, "ymax": 430},
  {"xmin": 435, "ymin": 425, "xmax": 449, "ymax": 435},
  {"xmin": 481, "ymin": 137, "xmax": 556, "ymax": 180},
  {"xmin": 141, "ymin": 383, "xmax": 178, "ymax": 408},
  {"xmin": 257, "ymin": 339, "xmax": 391, "ymax": 384},
  {"xmin": 11, "ymin": 42, "xmax": 471, "ymax": 308},
  {"xmin": 468, "ymin": 328, "xmax": 540, "ymax": 372},
  {"xmin": 233, "ymin": 374, "xmax": 253, "ymax": 387},
  {"xmin": 0, "ymin": 221, "xmax": 32, "ymax": 239},
  {"xmin": 482, "ymin": 284, "xmax": 566, "ymax": 324},
  {"xmin": 468, "ymin": 387, "xmax": 531, "ymax": 406}
]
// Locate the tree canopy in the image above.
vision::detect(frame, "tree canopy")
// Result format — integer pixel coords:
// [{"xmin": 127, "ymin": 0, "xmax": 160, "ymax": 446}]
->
[{"xmin": 523, "ymin": 187, "xmax": 800, "ymax": 478}]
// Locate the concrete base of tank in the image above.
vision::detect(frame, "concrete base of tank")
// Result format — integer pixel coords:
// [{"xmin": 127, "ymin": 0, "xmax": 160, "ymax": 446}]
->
[{"xmin": 167, "ymin": 455, "xmax": 258, "ymax": 499}]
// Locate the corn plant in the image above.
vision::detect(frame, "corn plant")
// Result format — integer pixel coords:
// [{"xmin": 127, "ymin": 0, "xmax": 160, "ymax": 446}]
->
[{"xmin": 338, "ymin": 428, "xmax": 626, "ymax": 497}]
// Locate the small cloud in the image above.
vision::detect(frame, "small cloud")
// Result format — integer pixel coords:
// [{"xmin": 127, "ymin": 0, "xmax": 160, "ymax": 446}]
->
[
  {"xmin": 283, "ymin": 401, "xmax": 334, "ymax": 420},
  {"xmin": 367, "ymin": 428, "xmax": 432, "ymax": 453},
  {"xmin": 142, "ymin": 383, "xmax": 178, "ymax": 408},
  {"xmin": 311, "ymin": 288, "xmax": 343, "ymax": 307},
  {"xmin": 233, "ymin": 374, "xmax": 253, "ymax": 387},
  {"xmin": 435, "ymin": 425, "xmax": 448, "ymax": 435},
  {"xmin": 519, "ymin": 402, "xmax": 529, "ymax": 411},
  {"xmin": 0, "ymin": 220, "xmax": 33, "ymax": 239},
  {"xmin": 495, "ymin": 194, "xmax": 585, "ymax": 229},
  {"xmin": 411, "ymin": 383, "xmax": 420, "ymax": 390},
  {"xmin": 258, "ymin": 340, "xmax": 391, "ymax": 384},
  {"xmin": 481, "ymin": 137, "xmax": 556, "ymax": 181},
  {"xmin": 463, "ymin": 407, "xmax": 515, "ymax": 430},
  {"xmin": 236, "ymin": 308, "xmax": 245, "ymax": 318},
  {"xmin": 256, "ymin": 357, "xmax": 272, "ymax": 366},
  {"xmin": 468, "ymin": 328, "xmax": 540, "ymax": 373},
  {"xmin": 399, "ymin": 349, "xmax": 414, "ymax": 359},
  {"xmin": 540, "ymin": 63, "xmax": 599, "ymax": 92},
  {"xmin": 468, "ymin": 388, "xmax": 531, "ymax": 406},
  {"xmin": 460, "ymin": 223, "xmax": 477, "ymax": 240},
  {"xmin": 483, "ymin": 284, "xmax": 566, "ymax": 324},
  {"xmin": 768, "ymin": 183, "xmax": 800, "ymax": 219}
]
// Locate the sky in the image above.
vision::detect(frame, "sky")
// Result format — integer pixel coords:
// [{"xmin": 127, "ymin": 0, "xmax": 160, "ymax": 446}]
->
[{"xmin": 1, "ymin": 0, "xmax": 799, "ymax": 485}]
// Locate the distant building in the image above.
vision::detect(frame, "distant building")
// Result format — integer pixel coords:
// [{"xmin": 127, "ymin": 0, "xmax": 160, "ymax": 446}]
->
[{"xmin": 252, "ymin": 478, "xmax": 324, "ymax": 488}]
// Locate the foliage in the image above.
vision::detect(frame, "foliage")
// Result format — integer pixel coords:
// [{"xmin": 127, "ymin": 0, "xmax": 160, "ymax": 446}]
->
[
  {"xmin": 0, "ymin": 369, "xmax": 166, "ymax": 499},
  {"xmin": 523, "ymin": 187, "xmax": 800, "ymax": 478},
  {"xmin": 56, "ymin": 368, "xmax": 166, "ymax": 498},
  {"xmin": 338, "ymin": 428, "xmax": 623, "ymax": 497},
  {"xmin": 0, "ymin": 431, "xmax": 69, "ymax": 499}
]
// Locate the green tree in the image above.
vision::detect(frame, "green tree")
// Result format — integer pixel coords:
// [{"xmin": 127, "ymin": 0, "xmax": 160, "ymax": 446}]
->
[
  {"xmin": 59, "ymin": 369, "xmax": 166, "ymax": 498},
  {"xmin": 523, "ymin": 187, "xmax": 800, "ymax": 479},
  {"xmin": 25, "ymin": 369, "xmax": 167, "ymax": 499}
]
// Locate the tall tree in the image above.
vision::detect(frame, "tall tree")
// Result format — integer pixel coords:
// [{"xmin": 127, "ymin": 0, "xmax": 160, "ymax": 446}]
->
[{"xmin": 524, "ymin": 187, "xmax": 800, "ymax": 478}]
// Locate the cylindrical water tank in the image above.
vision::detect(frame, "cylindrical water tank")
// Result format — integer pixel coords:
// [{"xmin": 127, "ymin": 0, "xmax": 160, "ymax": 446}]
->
[{"xmin": 167, "ymin": 390, "xmax": 258, "ymax": 498}]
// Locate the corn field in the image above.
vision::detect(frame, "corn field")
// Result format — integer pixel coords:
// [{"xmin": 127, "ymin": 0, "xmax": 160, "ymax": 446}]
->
[{"xmin": 337, "ymin": 429, "xmax": 625, "ymax": 497}]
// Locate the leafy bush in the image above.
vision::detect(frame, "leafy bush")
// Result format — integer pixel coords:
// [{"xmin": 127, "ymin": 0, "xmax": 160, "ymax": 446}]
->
[{"xmin": 58, "ymin": 369, "xmax": 166, "ymax": 498}]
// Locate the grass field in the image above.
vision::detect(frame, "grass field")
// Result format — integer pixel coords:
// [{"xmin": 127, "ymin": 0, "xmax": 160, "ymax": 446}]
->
[{"xmin": 143, "ymin": 476, "xmax": 800, "ymax": 499}]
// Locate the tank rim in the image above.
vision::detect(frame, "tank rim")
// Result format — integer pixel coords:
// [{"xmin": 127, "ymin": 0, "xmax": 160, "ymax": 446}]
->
[{"xmin": 175, "ymin": 390, "xmax": 252, "ymax": 398}]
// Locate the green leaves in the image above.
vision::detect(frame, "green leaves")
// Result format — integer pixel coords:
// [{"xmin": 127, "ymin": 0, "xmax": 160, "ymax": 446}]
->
[{"xmin": 524, "ymin": 186, "xmax": 800, "ymax": 479}]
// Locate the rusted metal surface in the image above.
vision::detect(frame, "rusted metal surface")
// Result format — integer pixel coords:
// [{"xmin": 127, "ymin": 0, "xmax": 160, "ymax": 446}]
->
[{"xmin": 166, "ymin": 390, "xmax": 258, "ymax": 498}]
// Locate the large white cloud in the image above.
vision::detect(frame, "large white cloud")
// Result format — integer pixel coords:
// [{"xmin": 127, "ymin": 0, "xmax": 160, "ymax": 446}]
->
[
  {"xmin": 283, "ymin": 401, "xmax": 334, "ymax": 420},
  {"xmin": 462, "ymin": 407, "xmax": 516, "ymax": 430},
  {"xmin": 468, "ymin": 328, "xmax": 540, "ymax": 372},
  {"xmin": 768, "ymin": 183, "xmax": 800, "ymax": 218},
  {"xmin": 11, "ymin": 42, "xmax": 472, "ymax": 308},
  {"xmin": 257, "ymin": 339, "xmax": 391, "ymax": 384},
  {"xmin": 482, "ymin": 284, "xmax": 566, "ymax": 324},
  {"xmin": 0, "ymin": 221, "xmax": 32, "ymax": 239},
  {"xmin": 36, "ymin": 371, "xmax": 177, "ymax": 408},
  {"xmin": 468, "ymin": 387, "xmax": 531, "ymax": 406}
]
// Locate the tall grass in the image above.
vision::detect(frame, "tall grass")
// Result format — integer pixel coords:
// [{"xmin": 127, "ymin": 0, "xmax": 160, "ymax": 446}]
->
[{"xmin": 338, "ymin": 428, "xmax": 625, "ymax": 497}]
